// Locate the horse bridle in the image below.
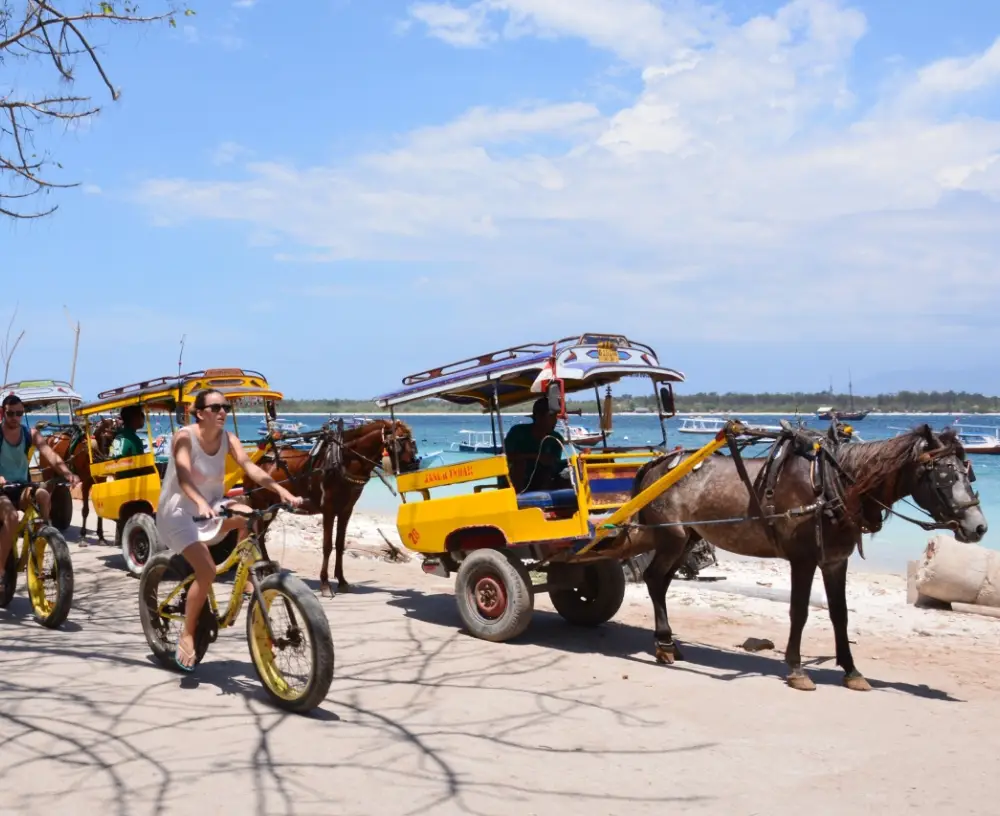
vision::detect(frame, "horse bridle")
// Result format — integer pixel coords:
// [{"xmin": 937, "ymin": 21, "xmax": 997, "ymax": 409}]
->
[{"xmin": 916, "ymin": 445, "xmax": 981, "ymax": 521}]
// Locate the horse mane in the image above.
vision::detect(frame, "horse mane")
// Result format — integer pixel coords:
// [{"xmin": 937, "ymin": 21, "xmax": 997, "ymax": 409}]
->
[
  {"xmin": 835, "ymin": 425, "xmax": 955, "ymax": 520},
  {"xmin": 338, "ymin": 418, "xmax": 412, "ymax": 443}
]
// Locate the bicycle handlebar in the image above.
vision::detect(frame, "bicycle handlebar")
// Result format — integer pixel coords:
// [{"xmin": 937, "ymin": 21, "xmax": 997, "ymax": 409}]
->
[
  {"xmin": 0, "ymin": 479, "xmax": 70, "ymax": 489},
  {"xmin": 192, "ymin": 501, "xmax": 294, "ymax": 523}
]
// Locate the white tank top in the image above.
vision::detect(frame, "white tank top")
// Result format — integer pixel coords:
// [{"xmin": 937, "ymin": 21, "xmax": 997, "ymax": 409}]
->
[{"xmin": 159, "ymin": 426, "xmax": 229, "ymax": 512}]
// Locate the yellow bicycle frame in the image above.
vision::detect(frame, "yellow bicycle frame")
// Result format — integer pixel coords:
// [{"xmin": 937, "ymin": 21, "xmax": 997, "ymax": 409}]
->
[{"xmin": 156, "ymin": 533, "xmax": 265, "ymax": 629}]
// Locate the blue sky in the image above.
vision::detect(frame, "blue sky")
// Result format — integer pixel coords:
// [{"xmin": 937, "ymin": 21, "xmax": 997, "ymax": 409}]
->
[{"xmin": 3, "ymin": 0, "xmax": 1000, "ymax": 400}]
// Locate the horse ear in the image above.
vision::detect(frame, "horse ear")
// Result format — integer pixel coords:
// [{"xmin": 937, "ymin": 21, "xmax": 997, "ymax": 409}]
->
[{"xmin": 920, "ymin": 423, "xmax": 938, "ymax": 449}]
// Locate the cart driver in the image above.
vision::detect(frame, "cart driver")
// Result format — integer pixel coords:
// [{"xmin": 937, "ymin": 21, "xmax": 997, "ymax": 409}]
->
[
  {"xmin": 504, "ymin": 397, "xmax": 571, "ymax": 493},
  {"xmin": 0, "ymin": 394, "xmax": 80, "ymax": 576},
  {"xmin": 110, "ymin": 405, "xmax": 147, "ymax": 479}
]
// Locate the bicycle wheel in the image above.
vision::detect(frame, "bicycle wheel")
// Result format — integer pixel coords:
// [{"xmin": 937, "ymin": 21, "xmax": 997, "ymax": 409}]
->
[
  {"xmin": 26, "ymin": 526, "xmax": 74, "ymax": 629},
  {"xmin": 246, "ymin": 572, "xmax": 334, "ymax": 714},
  {"xmin": 0, "ymin": 546, "xmax": 16, "ymax": 608},
  {"xmin": 139, "ymin": 551, "xmax": 214, "ymax": 669}
]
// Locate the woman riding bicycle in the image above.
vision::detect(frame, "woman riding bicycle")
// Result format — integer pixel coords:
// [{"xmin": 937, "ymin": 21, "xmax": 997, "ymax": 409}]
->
[{"xmin": 156, "ymin": 388, "xmax": 302, "ymax": 671}]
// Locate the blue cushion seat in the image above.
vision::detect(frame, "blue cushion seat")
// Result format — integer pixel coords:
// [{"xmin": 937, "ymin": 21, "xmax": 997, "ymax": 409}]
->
[
  {"xmin": 588, "ymin": 477, "xmax": 634, "ymax": 495},
  {"xmin": 516, "ymin": 489, "xmax": 579, "ymax": 511}
]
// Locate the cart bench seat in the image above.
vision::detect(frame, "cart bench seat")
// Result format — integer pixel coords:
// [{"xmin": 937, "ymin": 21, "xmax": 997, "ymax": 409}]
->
[{"xmin": 516, "ymin": 489, "xmax": 579, "ymax": 511}]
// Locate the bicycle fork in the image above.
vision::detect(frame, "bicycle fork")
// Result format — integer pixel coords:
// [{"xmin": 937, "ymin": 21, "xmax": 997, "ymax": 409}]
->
[{"xmin": 248, "ymin": 562, "xmax": 302, "ymax": 648}]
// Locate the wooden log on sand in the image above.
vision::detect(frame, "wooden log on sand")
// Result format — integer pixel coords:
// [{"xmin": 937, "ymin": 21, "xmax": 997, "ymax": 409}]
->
[{"xmin": 915, "ymin": 535, "xmax": 1000, "ymax": 608}]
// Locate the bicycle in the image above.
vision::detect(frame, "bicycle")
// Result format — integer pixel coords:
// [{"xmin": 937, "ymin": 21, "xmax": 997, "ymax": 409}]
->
[
  {"xmin": 0, "ymin": 481, "xmax": 75, "ymax": 629},
  {"xmin": 137, "ymin": 502, "xmax": 335, "ymax": 714}
]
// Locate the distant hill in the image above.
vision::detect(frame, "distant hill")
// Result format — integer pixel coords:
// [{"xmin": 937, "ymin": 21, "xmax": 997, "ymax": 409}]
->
[{"xmin": 278, "ymin": 390, "xmax": 1000, "ymax": 414}]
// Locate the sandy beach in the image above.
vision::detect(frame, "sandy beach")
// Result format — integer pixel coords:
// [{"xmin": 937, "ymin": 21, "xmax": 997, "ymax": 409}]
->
[{"xmin": 1, "ymin": 501, "xmax": 998, "ymax": 815}]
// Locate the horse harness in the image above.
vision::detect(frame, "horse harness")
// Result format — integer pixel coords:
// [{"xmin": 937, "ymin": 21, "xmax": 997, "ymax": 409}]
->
[
  {"xmin": 724, "ymin": 420, "xmax": 978, "ymax": 564},
  {"xmin": 266, "ymin": 420, "xmax": 397, "ymax": 492}
]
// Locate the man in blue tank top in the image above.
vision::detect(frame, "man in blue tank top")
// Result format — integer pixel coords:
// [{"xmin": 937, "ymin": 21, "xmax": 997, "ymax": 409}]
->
[{"xmin": 0, "ymin": 394, "xmax": 80, "ymax": 573}]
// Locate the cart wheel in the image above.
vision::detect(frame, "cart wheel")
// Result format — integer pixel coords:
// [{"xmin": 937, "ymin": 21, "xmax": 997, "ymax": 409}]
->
[
  {"xmin": 49, "ymin": 484, "xmax": 73, "ymax": 532},
  {"xmin": 455, "ymin": 549, "xmax": 534, "ymax": 643},
  {"xmin": 122, "ymin": 513, "xmax": 159, "ymax": 578},
  {"xmin": 550, "ymin": 560, "xmax": 626, "ymax": 627}
]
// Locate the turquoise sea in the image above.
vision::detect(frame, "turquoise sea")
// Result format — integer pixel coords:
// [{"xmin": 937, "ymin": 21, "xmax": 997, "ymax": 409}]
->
[
  {"xmin": 286, "ymin": 411, "xmax": 997, "ymax": 574},
  {"xmin": 35, "ymin": 410, "xmax": 998, "ymax": 574}
]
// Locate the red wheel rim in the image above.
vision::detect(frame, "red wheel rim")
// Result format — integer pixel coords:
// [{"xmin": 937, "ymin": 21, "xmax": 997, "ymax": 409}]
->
[{"xmin": 473, "ymin": 574, "xmax": 507, "ymax": 619}]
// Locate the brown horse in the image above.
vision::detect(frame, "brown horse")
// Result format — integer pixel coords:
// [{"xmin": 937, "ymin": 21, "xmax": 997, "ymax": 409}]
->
[
  {"xmin": 38, "ymin": 417, "xmax": 120, "ymax": 541},
  {"xmin": 614, "ymin": 424, "xmax": 985, "ymax": 692},
  {"xmin": 242, "ymin": 419, "xmax": 419, "ymax": 596}
]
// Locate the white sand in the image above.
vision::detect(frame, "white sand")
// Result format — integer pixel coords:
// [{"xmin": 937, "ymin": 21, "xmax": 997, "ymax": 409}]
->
[{"xmin": 2, "ymin": 500, "xmax": 998, "ymax": 815}]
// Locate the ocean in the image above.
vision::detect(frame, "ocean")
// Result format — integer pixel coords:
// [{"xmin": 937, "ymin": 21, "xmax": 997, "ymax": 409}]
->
[{"xmin": 37, "ymin": 410, "xmax": 998, "ymax": 574}]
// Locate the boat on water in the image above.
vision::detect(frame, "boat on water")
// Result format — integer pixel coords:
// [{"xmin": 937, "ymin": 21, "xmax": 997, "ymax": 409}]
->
[
  {"xmin": 258, "ymin": 417, "xmax": 307, "ymax": 435},
  {"xmin": 816, "ymin": 371, "xmax": 869, "ymax": 420},
  {"xmin": 453, "ymin": 429, "xmax": 500, "ymax": 454},
  {"xmin": 678, "ymin": 416, "xmax": 784, "ymax": 435},
  {"xmin": 950, "ymin": 423, "xmax": 1000, "ymax": 454},
  {"xmin": 452, "ymin": 422, "xmax": 607, "ymax": 454}
]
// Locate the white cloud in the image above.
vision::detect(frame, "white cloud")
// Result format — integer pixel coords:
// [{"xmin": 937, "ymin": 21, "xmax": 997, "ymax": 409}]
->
[
  {"xmin": 82, "ymin": 184, "xmax": 102, "ymax": 195},
  {"xmin": 211, "ymin": 141, "xmax": 252, "ymax": 165},
  {"xmin": 408, "ymin": 2, "xmax": 494, "ymax": 48},
  {"xmin": 408, "ymin": 0, "xmax": 725, "ymax": 63},
  {"xmin": 233, "ymin": 0, "xmax": 257, "ymax": 7},
  {"xmin": 137, "ymin": 2, "xmax": 1000, "ymax": 346}
]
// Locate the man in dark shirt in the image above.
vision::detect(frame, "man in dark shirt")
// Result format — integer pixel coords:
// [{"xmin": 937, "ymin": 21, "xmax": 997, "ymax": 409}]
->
[{"xmin": 504, "ymin": 397, "xmax": 569, "ymax": 492}]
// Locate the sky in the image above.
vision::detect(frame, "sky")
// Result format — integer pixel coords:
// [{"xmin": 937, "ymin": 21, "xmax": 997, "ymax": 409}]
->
[{"xmin": 2, "ymin": 0, "xmax": 1000, "ymax": 401}]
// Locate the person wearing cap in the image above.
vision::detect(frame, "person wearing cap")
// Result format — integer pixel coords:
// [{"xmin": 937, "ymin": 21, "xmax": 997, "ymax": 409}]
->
[{"xmin": 504, "ymin": 397, "xmax": 569, "ymax": 492}]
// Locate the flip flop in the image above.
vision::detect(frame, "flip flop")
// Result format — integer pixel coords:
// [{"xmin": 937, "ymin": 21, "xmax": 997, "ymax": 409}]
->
[{"xmin": 173, "ymin": 640, "xmax": 196, "ymax": 673}]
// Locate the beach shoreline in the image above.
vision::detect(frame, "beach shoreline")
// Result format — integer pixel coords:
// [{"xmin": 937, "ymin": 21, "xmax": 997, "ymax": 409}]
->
[{"xmin": 272, "ymin": 410, "xmax": 995, "ymax": 417}]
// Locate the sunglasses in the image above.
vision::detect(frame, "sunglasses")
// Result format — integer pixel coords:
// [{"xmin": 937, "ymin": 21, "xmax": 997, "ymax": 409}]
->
[
  {"xmin": 5, "ymin": 410, "xmax": 23, "ymax": 417},
  {"xmin": 202, "ymin": 403, "xmax": 232, "ymax": 414}
]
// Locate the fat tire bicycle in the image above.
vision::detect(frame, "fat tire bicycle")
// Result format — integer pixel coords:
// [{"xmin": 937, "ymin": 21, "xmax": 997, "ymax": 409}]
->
[
  {"xmin": 137, "ymin": 502, "xmax": 334, "ymax": 714},
  {"xmin": 0, "ymin": 481, "xmax": 74, "ymax": 629}
]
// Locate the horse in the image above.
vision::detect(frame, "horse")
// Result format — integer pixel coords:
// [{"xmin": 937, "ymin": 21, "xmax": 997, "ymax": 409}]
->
[
  {"xmin": 242, "ymin": 419, "xmax": 419, "ymax": 596},
  {"xmin": 38, "ymin": 417, "xmax": 120, "ymax": 541},
  {"xmin": 614, "ymin": 423, "xmax": 986, "ymax": 692}
]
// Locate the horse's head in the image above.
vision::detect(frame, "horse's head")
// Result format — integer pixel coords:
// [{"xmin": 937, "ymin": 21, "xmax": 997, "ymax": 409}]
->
[
  {"xmin": 909, "ymin": 425, "xmax": 987, "ymax": 544},
  {"xmin": 383, "ymin": 420, "xmax": 419, "ymax": 474},
  {"xmin": 93, "ymin": 417, "xmax": 122, "ymax": 456}
]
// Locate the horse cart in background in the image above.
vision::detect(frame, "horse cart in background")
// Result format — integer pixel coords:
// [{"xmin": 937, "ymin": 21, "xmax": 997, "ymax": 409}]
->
[
  {"xmin": 75, "ymin": 368, "xmax": 285, "ymax": 577},
  {"xmin": 372, "ymin": 332, "xmax": 747, "ymax": 642},
  {"xmin": 0, "ymin": 379, "xmax": 84, "ymax": 533}
]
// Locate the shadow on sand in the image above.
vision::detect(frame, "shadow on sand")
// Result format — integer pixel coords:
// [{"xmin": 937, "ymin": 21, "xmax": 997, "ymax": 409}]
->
[{"xmin": 379, "ymin": 585, "xmax": 963, "ymax": 703}]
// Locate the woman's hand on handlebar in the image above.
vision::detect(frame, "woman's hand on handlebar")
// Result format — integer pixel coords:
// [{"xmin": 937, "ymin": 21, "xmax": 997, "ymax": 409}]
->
[
  {"xmin": 278, "ymin": 488, "xmax": 303, "ymax": 509},
  {"xmin": 195, "ymin": 499, "xmax": 216, "ymax": 520}
]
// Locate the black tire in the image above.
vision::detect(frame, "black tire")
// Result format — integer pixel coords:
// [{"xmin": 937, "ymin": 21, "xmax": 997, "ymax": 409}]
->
[
  {"xmin": 121, "ymin": 513, "xmax": 159, "ymax": 578},
  {"xmin": 246, "ymin": 572, "xmax": 335, "ymax": 714},
  {"xmin": 26, "ymin": 526, "xmax": 74, "ymax": 629},
  {"xmin": 138, "ymin": 551, "xmax": 212, "ymax": 669},
  {"xmin": 49, "ymin": 484, "xmax": 73, "ymax": 532},
  {"xmin": 454, "ymin": 549, "xmax": 534, "ymax": 642},
  {"xmin": 549, "ymin": 559, "xmax": 626, "ymax": 627},
  {"xmin": 0, "ymin": 546, "xmax": 16, "ymax": 608}
]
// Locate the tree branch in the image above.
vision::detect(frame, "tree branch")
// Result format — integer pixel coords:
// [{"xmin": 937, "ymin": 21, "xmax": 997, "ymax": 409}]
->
[{"xmin": 1, "ymin": 1, "xmax": 195, "ymax": 219}]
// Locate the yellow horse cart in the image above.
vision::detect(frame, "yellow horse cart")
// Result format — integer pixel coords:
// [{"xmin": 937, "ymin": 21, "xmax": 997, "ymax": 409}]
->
[
  {"xmin": 76, "ymin": 368, "xmax": 284, "ymax": 577},
  {"xmin": 0, "ymin": 379, "xmax": 83, "ymax": 531},
  {"xmin": 373, "ymin": 333, "xmax": 746, "ymax": 642}
]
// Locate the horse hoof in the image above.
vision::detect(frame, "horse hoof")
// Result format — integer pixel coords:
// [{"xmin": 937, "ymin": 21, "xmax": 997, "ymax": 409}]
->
[
  {"xmin": 654, "ymin": 643, "xmax": 682, "ymax": 664},
  {"xmin": 337, "ymin": 582, "xmax": 351, "ymax": 594},
  {"xmin": 787, "ymin": 673, "xmax": 816, "ymax": 691},
  {"xmin": 320, "ymin": 583, "xmax": 332, "ymax": 598},
  {"xmin": 843, "ymin": 672, "xmax": 872, "ymax": 692}
]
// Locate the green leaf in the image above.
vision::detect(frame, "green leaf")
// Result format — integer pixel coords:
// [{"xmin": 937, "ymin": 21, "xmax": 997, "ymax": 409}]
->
[
  {"xmin": 99, "ymin": 2, "xmax": 114, "ymax": 14},
  {"xmin": 185, "ymin": 8, "xmax": 196, "ymax": 16},
  {"xmin": 168, "ymin": 17, "xmax": 176, "ymax": 27}
]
